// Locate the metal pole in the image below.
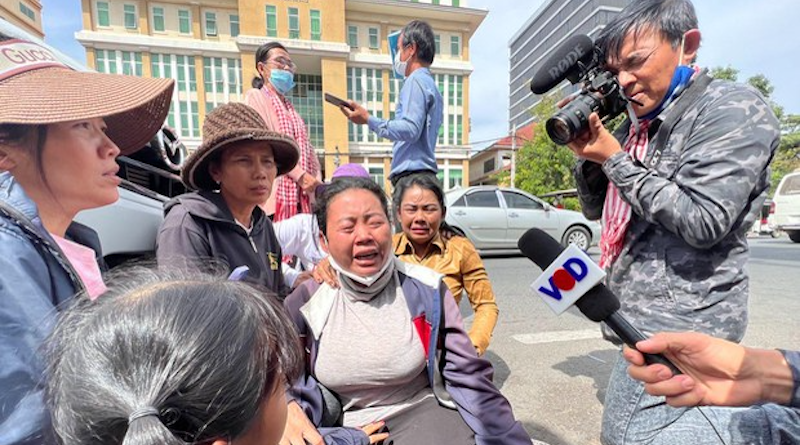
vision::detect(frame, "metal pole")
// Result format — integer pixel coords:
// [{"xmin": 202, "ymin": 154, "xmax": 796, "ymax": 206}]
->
[{"xmin": 510, "ymin": 123, "xmax": 517, "ymax": 188}]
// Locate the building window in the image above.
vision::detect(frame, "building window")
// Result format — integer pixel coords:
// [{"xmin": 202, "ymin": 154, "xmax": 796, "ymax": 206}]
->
[
  {"xmin": 434, "ymin": 34, "xmax": 440, "ymax": 55},
  {"xmin": 432, "ymin": 0, "xmax": 440, "ymax": 4},
  {"xmin": 484, "ymin": 158, "xmax": 496, "ymax": 174},
  {"xmin": 456, "ymin": 76, "xmax": 463, "ymax": 106},
  {"xmin": 203, "ymin": 57, "xmax": 242, "ymax": 112},
  {"xmin": 348, "ymin": 25, "xmax": 358, "ymax": 48},
  {"xmin": 347, "ymin": 68, "xmax": 385, "ymax": 144},
  {"xmin": 230, "ymin": 14, "xmax": 239, "ymax": 37},
  {"xmin": 288, "ymin": 8, "xmax": 299, "ymax": 39},
  {"xmin": 286, "ymin": 74, "xmax": 324, "ymax": 149},
  {"xmin": 205, "ymin": 12, "xmax": 217, "ymax": 36},
  {"xmin": 96, "ymin": 1, "xmax": 109, "ymax": 27},
  {"xmin": 310, "ymin": 10, "xmax": 321, "ymax": 41},
  {"xmin": 123, "ymin": 4, "xmax": 137, "ymax": 29},
  {"xmin": 448, "ymin": 74, "xmax": 456, "ymax": 107},
  {"xmin": 368, "ymin": 27, "xmax": 378, "ymax": 49},
  {"xmin": 178, "ymin": 9, "xmax": 190, "ymax": 34},
  {"xmin": 95, "ymin": 50, "xmax": 142, "ymax": 77},
  {"xmin": 266, "ymin": 5, "xmax": 277, "ymax": 37},
  {"xmin": 152, "ymin": 54, "xmax": 199, "ymax": 138},
  {"xmin": 452, "ymin": 0, "xmax": 460, "ymax": 6},
  {"xmin": 152, "ymin": 7, "xmax": 165, "ymax": 32},
  {"xmin": 449, "ymin": 167, "xmax": 463, "ymax": 190},
  {"xmin": 369, "ymin": 167, "xmax": 385, "ymax": 191},
  {"xmin": 450, "ymin": 35, "xmax": 461, "ymax": 57},
  {"xmin": 19, "ymin": 2, "xmax": 35, "ymax": 21}
]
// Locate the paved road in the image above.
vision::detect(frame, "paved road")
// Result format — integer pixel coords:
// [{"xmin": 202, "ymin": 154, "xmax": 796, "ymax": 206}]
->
[{"xmin": 461, "ymin": 236, "xmax": 800, "ymax": 445}]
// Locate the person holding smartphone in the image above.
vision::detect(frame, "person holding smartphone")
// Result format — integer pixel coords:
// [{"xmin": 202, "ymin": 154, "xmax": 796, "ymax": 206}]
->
[{"xmin": 339, "ymin": 20, "xmax": 443, "ymax": 191}]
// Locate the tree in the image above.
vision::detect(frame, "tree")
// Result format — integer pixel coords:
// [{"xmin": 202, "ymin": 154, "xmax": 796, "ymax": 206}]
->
[
  {"xmin": 709, "ymin": 65, "xmax": 738, "ymax": 82},
  {"xmin": 514, "ymin": 94, "xmax": 581, "ymax": 210},
  {"xmin": 772, "ymin": 115, "xmax": 800, "ymax": 190}
]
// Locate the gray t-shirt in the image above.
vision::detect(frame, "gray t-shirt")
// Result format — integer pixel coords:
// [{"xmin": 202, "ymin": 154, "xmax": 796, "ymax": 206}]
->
[{"xmin": 314, "ymin": 276, "xmax": 432, "ymax": 427}]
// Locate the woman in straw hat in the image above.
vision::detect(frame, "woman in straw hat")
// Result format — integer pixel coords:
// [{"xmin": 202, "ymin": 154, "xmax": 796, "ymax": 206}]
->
[
  {"xmin": 244, "ymin": 42, "xmax": 322, "ymax": 222},
  {"xmin": 156, "ymin": 102, "xmax": 299, "ymax": 298},
  {"xmin": 0, "ymin": 33, "xmax": 173, "ymax": 443}
]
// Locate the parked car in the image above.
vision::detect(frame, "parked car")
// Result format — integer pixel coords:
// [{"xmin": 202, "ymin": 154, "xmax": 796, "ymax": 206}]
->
[
  {"xmin": 772, "ymin": 171, "xmax": 800, "ymax": 243},
  {"xmin": 0, "ymin": 18, "xmax": 186, "ymax": 267},
  {"xmin": 444, "ymin": 186, "xmax": 601, "ymax": 253}
]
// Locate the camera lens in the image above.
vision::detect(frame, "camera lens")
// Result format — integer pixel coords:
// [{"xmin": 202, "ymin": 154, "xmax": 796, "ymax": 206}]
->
[
  {"xmin": 546, "ymin": 94, "xmax": 597, "ymax": 145},
  {"xmin": 546, "ymin": 117, "xmax": 575, "ymax": 145}
]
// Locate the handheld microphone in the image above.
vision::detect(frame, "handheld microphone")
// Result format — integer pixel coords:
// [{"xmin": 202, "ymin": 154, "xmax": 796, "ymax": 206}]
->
[
  {"xmin": 530, "ymin": 34, "xmax": 595, "ymax": 95},
  {"xmin": 517, "ymin": 228, "xmax": 681, "ymax": 374}
]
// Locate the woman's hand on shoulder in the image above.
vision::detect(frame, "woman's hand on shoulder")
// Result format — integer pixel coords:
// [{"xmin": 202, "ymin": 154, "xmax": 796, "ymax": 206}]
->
[{"xmin": 311, "ymin": 258, "xmax": 339, "ymax": 288}]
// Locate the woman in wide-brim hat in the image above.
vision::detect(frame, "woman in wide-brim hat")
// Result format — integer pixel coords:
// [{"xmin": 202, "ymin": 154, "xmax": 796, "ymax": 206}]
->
[
  {"xmin": 0, "ymin": 33, "xmax": 173, "ymax": 443},
  {"xmin": 156, "ymin": 102, "xmax": 299, "ymax": 297}
]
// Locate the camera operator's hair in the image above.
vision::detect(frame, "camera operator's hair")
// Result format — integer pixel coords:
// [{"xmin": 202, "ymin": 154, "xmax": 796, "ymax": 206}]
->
[
  {"xmin": 598, "ymin": 0, "xmax": 698, "ymax": 62},
  {"xmin": 401, "ymin": 20, "xmax": 436, "ymax": 65},
  {"xmin": 44, "ymin": 267, "xmax": 302, "ymax": 445}
]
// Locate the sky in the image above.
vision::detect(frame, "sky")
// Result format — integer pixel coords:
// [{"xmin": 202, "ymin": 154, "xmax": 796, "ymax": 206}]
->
[{"xmin": 41, "ymin": 0, "xmax": 800, "ymax": 150}]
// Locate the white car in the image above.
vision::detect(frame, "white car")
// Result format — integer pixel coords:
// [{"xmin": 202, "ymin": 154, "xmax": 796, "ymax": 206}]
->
[
  {"xmin": 773, "ymin": 171, "xmax": 800, "ymax": 243},
  {"xmin": 444, "ymin": 186, "xmax": 601, "ymax": 253}
]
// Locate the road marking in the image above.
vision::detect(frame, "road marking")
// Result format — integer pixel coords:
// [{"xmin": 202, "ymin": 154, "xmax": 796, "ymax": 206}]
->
[{"xmin": 512, "ymin": 328, "xmax": 603, "ymax": 345}]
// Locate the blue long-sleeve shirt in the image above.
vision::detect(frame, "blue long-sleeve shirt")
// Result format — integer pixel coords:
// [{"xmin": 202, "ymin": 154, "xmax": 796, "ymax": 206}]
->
[{"xmin": 366, "ymin": 67, "xmax": 442, "ymax": 179}]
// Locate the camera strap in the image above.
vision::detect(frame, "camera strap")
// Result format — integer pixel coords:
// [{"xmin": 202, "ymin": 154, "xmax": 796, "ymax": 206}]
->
[{"xmin": 645, "ymin": 72, "xmax": 713, "ymax": 169}]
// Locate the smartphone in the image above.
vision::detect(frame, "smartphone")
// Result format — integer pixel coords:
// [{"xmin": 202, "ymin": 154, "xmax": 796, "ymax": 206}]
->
[{"xmin": 324, "ymin": 92, "xmax": 354, "ymax": 110}]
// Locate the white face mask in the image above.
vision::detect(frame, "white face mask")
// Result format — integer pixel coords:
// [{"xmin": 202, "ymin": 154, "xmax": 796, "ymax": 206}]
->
[
  {"xmin": 393, "ymin": 47, "xmax": 410, "ymax": 79},
  {"xmin": 325, "ymin": 240, "xmax": 394, "ymax": 287}
]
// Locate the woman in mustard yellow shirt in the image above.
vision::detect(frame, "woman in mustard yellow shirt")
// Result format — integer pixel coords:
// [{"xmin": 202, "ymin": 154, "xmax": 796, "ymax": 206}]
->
[{"xmin": 391, "ymin": 173, "xmax": 499, "ymax": 356}]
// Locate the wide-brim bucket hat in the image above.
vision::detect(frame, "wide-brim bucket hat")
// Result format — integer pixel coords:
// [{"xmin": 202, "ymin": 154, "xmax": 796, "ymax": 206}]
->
[
  {"xmin": 0, "ymin": 39, "xmax": 174, "ymax": 155},
  {"xmin": 181, "ymin": 102, "xmax": 300, "ymax": 191}
]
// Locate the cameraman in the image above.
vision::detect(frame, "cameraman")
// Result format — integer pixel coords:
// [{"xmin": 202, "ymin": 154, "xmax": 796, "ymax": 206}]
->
[{"xmin": 565, "ymin": 0, "xmax": 780, "ymax": 444}]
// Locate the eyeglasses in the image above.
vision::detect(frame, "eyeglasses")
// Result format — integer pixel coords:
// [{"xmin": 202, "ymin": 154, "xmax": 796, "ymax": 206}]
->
[
  {"xmin": 606, "ymin": 46, "xmax": 658, "ymax": 75},
  {"xmin": 268, "ymin": 56, "xmax": 296, "ymax": 73}
]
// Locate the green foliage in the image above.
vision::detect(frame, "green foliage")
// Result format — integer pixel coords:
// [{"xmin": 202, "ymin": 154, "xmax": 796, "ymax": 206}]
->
[
  {"xmin": 491, "ymin": 169, "xmax": 510, "ymax": 187},
  {"xmin": 514, "ymin": 94, "xmax": 578, "ymax": 202},
  {"xmin": 747, "ymin": 74, "xmax": 774, "ymax": 98},
  {"xmin": 709, "ymin": 66, "xmax": 784, "ymax": 119},
  {"xmin": 771, "ymin": 114, "xmax": 800, "ymax": 193},
  {"xmin": 709, "ymin": 65, "xmax": 739, "ymax": 81}
]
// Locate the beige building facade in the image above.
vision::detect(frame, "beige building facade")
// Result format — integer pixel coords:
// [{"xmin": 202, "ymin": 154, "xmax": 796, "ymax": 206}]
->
[
  {"xmin": 0, "ymin": 0, "xmax": 44, "ymax": 38},
  {"xmin": 76, "ymin": 0, "xmax": 485, "ymax": 190}
]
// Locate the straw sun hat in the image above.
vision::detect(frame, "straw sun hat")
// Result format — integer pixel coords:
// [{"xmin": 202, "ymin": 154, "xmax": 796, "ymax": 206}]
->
[
  {"xmin": 181, "ymin": 102, "xmax": 300, "ymax": 191},
  {"xmin": 0, "ymin": 38, "xmax": 174, "ymax": 155}
]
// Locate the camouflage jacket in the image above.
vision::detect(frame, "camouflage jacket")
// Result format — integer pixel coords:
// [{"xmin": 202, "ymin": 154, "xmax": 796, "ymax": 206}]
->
[{"xmin": 575, "ymin": 70, "xmax": 780, "ymax": 343}]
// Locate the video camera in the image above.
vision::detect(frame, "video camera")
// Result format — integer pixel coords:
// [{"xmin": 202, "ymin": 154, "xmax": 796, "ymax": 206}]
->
[{"xmin": 530, "ymin": 34, "xmax": 629, "ymax": 145}]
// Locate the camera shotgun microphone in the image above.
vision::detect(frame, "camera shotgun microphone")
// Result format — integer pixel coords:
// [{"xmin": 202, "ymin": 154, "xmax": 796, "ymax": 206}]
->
[
  {"xmin": 517, "ymin": 228, "xmax": 681, "ymax": 375},
  {"xmin": 530, "ymin": 34, "xmax": 595, "ymax": 95}
]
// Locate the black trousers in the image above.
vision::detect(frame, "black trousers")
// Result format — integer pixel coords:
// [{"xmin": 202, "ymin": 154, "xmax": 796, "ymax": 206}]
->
[{"xmin": 380, "ymin": 396, "xmax": 474, "ymax": 445}]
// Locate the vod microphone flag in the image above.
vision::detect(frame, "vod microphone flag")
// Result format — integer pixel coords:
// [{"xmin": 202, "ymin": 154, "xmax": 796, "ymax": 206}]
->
[{"xmin": 531, "ymin": 244, "xmax": 605, "ymax": 315}]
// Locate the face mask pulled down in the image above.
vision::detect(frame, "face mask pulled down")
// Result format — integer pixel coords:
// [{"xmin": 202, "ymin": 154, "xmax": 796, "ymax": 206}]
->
[{"xmin": 327, "ymin": 247, "xmax": 394, "ymax": 288}]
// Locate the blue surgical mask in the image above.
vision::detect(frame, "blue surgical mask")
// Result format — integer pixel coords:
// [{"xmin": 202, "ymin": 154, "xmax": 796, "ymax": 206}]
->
[
  {"xmin": 639, "ymin": 34, "xmax": 694, "ymax": 121},
  {"xmin": 270, "ymin": 69, "xmax": 295, "ymax": 95}
]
